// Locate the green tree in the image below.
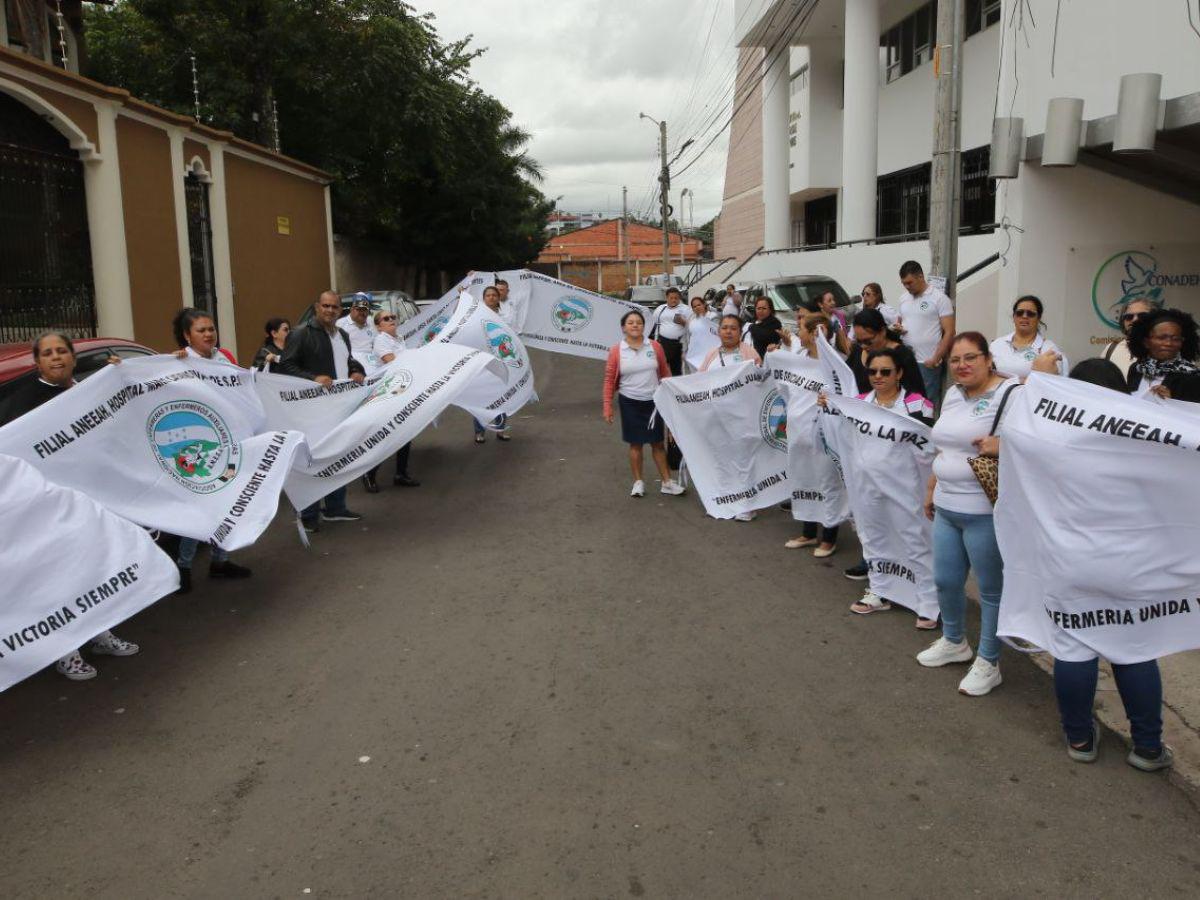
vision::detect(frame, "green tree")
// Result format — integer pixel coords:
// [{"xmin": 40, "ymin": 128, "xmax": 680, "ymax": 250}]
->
[{"xmin": 84, "ymin": 0, "xmax": 551, "ymax": 272}]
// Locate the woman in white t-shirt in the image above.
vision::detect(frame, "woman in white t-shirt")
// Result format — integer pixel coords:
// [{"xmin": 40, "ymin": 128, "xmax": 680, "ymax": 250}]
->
[
  {"xmin": 650, "ymin": 288, "xmax": 692, "ymax": 376},
  {"xmin": 360, "ymin": 310, "xmax": 419, "ymax": 492},
  {"xmin": 700, "ymin": 315, "xmax": 762, "ymax": 371},
  {"xmin": 603, "ymin": 310, "xmax": 685, "ymax": 498},
  {"xmin": 990, "ymin": 295, "xmax": 1067, "ymax": 379},
  {"xmin": 684, "ymin": 295, "xmax": 719, "ymax": 373},
  {"xmin": 918, "ymin": 332, "xmax": 1019, "ymax": 697}
]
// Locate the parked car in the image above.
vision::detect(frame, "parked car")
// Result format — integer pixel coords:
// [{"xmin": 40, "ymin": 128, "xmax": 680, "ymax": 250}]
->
[
  {"xmin": 625, "ymin": 285, "xmax": 667, "ymax": 309},
  {"xmin": 296, "ymin": 290, "xmax": 420, "ymax": 327},
  {"xmin": 0, "ymin": 337, "xmax": 157, "ymax": 406},
  {"xmin": 742, "ymin": 277, "xmax": 852, "ymax": 331}
]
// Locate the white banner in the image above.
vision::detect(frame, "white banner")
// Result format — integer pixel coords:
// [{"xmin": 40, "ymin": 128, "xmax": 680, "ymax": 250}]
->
[
  {"xmin": 399, "ymin": 273, "xmax": 478, "ymax": 347},
  {"xmin": 513, "ymin": 270, "xmax": 640, "ymax": 361},
  {"xmin": 816, "ymin": 328, "xmax": 856, "ymax": 397},
  {"xmin": 766, "ymin": 350, "xmax": 848, "ymax": 528},
  {"xmin": 685, "ymin": 315, "xmax": 720, "ymax": 373},
  {"xmin": 996, "ymin": 374, "xmax": 1200, "ymax": 663},
  {"xmin": 256, "ymin": 344, "xmax": 506, "ymax": 512},
  {"xmin": 825, "ymin": 394, "xmax": 937, "ymax": 618},
  {"xmin": 0, "ymin": 454, "xmax": 180, "ymax": 692},
  {"xmin": 436, "ymin": 293, "xmax": 536, "ymax": 423},
  {"xmin": 653, "ymin": 361, "xmax": 791, "ymax": 518},
  {"xmin": 0, "ymin": 356, "xmax": 304, "ymax": 550}
]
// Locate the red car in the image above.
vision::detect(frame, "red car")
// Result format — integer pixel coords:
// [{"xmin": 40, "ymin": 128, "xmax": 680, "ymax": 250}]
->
[{"xmin": 0, "ymin": 337, "xmax": 158, "ymax": 406}]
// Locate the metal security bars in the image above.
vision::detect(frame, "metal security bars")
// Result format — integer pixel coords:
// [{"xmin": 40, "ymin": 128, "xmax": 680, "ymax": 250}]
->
[{"xmin": 184, "ymin": 173, "xmax": 218, "ymax": 325}]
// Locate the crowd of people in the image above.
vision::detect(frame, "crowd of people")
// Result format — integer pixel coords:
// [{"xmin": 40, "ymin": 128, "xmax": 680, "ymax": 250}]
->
[{"xmin": 602, "ymin": 260, "xmax": 1200, "ymax": 772}]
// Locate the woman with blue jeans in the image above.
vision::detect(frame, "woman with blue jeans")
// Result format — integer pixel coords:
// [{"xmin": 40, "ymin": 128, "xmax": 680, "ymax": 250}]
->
[{"xmin": 918, "ymin": 332, "xmax": 1018, "ymax": 696}]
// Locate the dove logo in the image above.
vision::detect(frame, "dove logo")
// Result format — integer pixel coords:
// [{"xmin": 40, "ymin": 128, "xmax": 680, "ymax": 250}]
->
[{"xmin": 1091, "ymin": 251, "xmax": 1164, "ymax": 330}]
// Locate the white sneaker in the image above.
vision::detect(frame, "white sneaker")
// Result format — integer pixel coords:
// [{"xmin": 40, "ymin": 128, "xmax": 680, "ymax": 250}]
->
[
  {"xmin": 734, "ymin": 511, "xmax": 756, "ymax": 522},
  {"xmin": 55, "ymin": 651, "xmax": 97, "ymax": 681},
  {"xmin": 958, "ymin": 656, "xmax": 1002, "ymax": 696},
  {"xmin": 630, "ymin": 480, "xmax": 645, "ymax": 498},
  {"xmin": 90, "ymin": 631, "xmax": 140, "ymax": 657},
  {"xmin": 916, "ymin": 636, "xmax": 974, "ymax": 668},
  {"xmin": 660, "ymin": 480, "xmax": 685, "ymax": 496}
]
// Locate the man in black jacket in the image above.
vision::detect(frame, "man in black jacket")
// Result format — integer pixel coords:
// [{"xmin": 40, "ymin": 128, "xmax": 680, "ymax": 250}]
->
[{"xmin": 280, "ymin": 290, "xmax": 367, "ymax": 531}]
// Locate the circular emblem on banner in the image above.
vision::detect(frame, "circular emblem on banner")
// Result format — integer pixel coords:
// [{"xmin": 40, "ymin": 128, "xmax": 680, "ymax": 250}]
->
[
  {"xmin": 423, "ymin": 314, "xmax": 450, "ymax": 343},
  {"xmin": 147, "ymin": 401, "xmax": 240, "ymax": 494},
  {"xmin": 551, "ymin": 295, "xmax": 594, "ymax": 333},
  {"xmin": 759, "ymin": 389, "xmax": 788, "ymax": 452},
  {"xmin": 483, "ymin": 320, "xmax": 524, "ymax": 368},
  {"xmin": 358, "ymin": 369, "xmax": 414, "ymax": 408},
  {"xmin": 1091, "ymin": 250, "xmax": 1164, "ymax": 330}
]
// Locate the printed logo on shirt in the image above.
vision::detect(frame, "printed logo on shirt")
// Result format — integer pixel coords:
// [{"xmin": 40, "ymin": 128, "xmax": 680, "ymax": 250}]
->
[
  {"xmin": 357, "ymin": 369, "xmax": 414, "ymax": 408},
  {"xmin": 146, "ymin": 401, "xmax": 240, "ymax": 494},
  {"xmin": 919, "ymin": 300, "xmax": 932, "ymax": 312},
  {"xmin": 1023, "ymin": 349, "xmax": 1037, "ymax": 361},
  {"xmin": 423, "ymin": 314, "xmax": 450, "ymax": 344},
  {"xmin": 550, "ymin": 295, "xmax": 594, "ymax": 333},
  {"xmin": 483, "ymin": 320, "xmax": 523, "ymax": 368},
  {"xmin": 971, "ymin": 397, "xmax": 992, "ymax": 417},
  {"xmin": 759, "ymin": 388, "xmax": 788, "ymax": 452}
]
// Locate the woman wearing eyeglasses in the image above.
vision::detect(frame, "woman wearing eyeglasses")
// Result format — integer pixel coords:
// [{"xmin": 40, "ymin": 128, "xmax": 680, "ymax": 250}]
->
[
  {"xmin": 918, "ymin": 333, "xmax": 1020, "ymax": 696},
  {"xmin": 990, "ymin": 296, "xmax": 1067, "ymax": 379},
  {"xmin": 1103, "ymin": 299, "xmax": 1155, "ymax": 378},
  {"xmin": 361, "ymin": 310, "xmax": 419, "ymax": 492},
  {"xmin": 1124, "ymin": 307, "xmax": 1200, "ymax": 402}
]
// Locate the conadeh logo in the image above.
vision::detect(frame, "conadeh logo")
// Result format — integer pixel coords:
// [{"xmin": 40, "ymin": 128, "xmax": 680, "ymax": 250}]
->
[
  {"xmin": 147, "ymin": 401, "xmax": 239, "ymax": 494},
  {"xmin": 550, "ymin": 295, "xmax": 593, "ymax": 333},
  {"xmin": 759, "ymin": 388, "xmax": 788, "ymax": 452},
  {"xmin": 1092, "ymin": 251, "xmax": 1166, "ymax": 331}
]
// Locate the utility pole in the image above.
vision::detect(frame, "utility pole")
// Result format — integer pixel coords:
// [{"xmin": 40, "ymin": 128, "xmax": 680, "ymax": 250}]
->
[
  {"xmin": 929, "ymin": 0, "xmax": 964, "ymax": 300},
  {"xmin": 656, "ymin": 120, "xmax": 670, "ymax": 283},
  {"xmin": 621, "ymin": 185, "xmax": 631, "ymax": 287}
]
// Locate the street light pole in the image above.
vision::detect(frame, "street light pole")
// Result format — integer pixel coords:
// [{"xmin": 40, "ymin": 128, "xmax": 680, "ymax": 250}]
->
[{"xmin": 640, "ymin": 113, "xmax": 672, "ymax": 285}]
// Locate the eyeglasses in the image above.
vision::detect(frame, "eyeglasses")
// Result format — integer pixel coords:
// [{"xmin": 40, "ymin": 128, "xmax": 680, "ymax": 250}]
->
[
  {"xmin": 379, "ymin": 315, "xmax": 397, "ymax": 322},
  {"xmin": 1013, "ymin": 309, "xmax": 1039, "ymax": 319},
  {"xmin": 867, "ymin": 367, "xmax": 894, "ymax": 376},
  {"xmin": 948, "ymin": 352, "xmax": 985, "ymax": 366},
  {"xmin": 1122, "ymin": 311, "xmax": 1149, "ymax": 323}
]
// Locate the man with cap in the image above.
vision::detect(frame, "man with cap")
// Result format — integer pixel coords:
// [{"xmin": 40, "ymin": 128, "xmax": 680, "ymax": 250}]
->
[{"xmin": 337, "ymin": 293, "xmax": 379, "ymax": 372}]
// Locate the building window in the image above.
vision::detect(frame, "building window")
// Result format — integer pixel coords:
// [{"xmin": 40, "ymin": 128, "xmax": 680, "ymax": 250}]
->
[
  {"xmin": 965, "ymin": 0, "xmax": 1002, "ymax": 38},
  {"xmin": 804, "ymin": 194, "xmax": 837, "ymax": 246},
  {"xmin": 960, "ymin": 145, "xmax": 996, "ymax": 231},
  {"xmin": 880, "ymin": 2, "xmax": 937, "ymax": 84}
]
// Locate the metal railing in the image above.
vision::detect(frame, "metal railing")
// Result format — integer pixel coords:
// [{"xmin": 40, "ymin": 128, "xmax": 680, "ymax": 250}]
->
[
  {"xmin": 757, "ymin": 223, "xmax": 1000, "ymax": 257},
  {"xmin": 682, "ymin": 256, "xmax": 735, "ymax": 288}
]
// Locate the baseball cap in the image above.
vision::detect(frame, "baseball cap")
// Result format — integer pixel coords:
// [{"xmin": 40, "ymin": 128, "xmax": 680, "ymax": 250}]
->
[{"xmin": 351, "ymin": 292, "xmax": 372, "ymax": 309}]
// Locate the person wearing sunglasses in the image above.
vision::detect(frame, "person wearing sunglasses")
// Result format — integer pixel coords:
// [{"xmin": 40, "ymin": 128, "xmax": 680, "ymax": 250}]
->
[
  {"xmin": 361, "ymin": 310, "xmax": 420, "ymax": 492},
  {"xmin": 1125, "ymin": 307, "xmax": 1200, "ymax": 401},
  {"xmin": 918, "ymin": 333, "xmax": 1020, "ymax": 696},
  {"xmin": 1102, "ymin": 298, "xmax": 1156, "ymax": 377},
  {"xmin": 990, "ymin": 295, "xmax": 1067, "ymax": 379}
]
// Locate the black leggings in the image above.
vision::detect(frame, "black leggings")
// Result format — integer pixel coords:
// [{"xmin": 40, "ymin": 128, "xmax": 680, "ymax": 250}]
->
[
  {"xmin": 801, "ymin": 521, "xmax": 839, "ymax": 544},
  {"xmin": 658, "ymin": 336, "xmax": 683, "ymax": 376},
  {"xmin": 368, "ymin": 442, "xmax": 411, "ymax": 479}
]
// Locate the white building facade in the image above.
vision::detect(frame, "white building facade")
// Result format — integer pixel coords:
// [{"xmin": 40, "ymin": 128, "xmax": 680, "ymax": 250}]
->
[{"xmin": 705, "ymin": 0, "xmax": 1200, "ymax": 365}]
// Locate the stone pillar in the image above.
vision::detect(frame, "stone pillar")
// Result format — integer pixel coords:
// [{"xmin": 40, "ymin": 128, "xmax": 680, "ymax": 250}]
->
[{"xmin": 840, "ymin": 0, "xmax": 880, "ymax": 242}]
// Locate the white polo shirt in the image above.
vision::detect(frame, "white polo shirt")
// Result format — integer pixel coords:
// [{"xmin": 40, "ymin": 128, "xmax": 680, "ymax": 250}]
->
[
  {"xmin": 722, "ymin": 293, "xmax": 741, "ymax": 317},
  {"xmin": 652, "ymin": 302, "xmax": 693, "ymax": 340},
  {"xmin": 328, "ymin": 329, "xmax": 350, "ymax": 380},
  {"xmin": 990, "ymin": 331, "xmax": 1068, "ymax": 378},
  {"xmin": 373, "ymin": 332, "xmax": 404, "ymax": 364},
  {"xmin": 618, "ymin": 340, "xmax": 661, "ymax": 401},
  {"xmin": 336, "ymin": 314, "xmax": 377, "ymax": 359},
  {"xmin": 897, "ymin": 285, "xmax": 953, "ymax": 363}
]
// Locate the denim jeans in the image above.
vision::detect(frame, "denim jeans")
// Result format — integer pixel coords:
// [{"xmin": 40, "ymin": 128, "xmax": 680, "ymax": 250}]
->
[
  {"xmin": 301, "ymin": 484, "xmax": 348, "ymax": 523},
  {"xmin": 177, "ymin": 538, "xmax": 228, "ymax": 569},
  {"xmin": 473, "ymin": 413, "xmax": 508, "ymax": 435},
  {"xmin": 933, "ymin": 506, "xmax": 1004, "ymax": 661},
  {"xmin": 1054, "ymin": 657, "xmax": 1163, "ymax": 750},
  {"xmin": 919, "ymin": 363, "xmax": 944, "ymax": 405},
  {"xmin": 801, "ymin": 521, "xmax": 840, "ymax": 544}
]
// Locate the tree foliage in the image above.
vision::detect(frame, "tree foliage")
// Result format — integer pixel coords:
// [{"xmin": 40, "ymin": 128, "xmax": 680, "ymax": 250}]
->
[{"xmin": 84, "ymin": 0, "xmax": 552, "ymax": 271}]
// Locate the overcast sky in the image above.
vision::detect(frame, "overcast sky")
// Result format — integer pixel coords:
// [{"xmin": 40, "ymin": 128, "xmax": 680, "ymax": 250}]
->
[{"xmin": 412, "ymin": 0, "xmax": 738, "ymax": 227}]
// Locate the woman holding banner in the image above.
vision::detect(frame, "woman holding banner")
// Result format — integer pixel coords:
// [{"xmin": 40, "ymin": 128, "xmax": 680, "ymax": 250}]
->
[
  {"xmin": 0, "ymin": 332, "xmax": 141, "ymax": 681},
  {"xmin": 252, "ymin": 318, "xmax": 290, "ymax": 372},
  {"xmin": 474, "ymin": 286, "xmax": 513, "ymax": 443},
  {"xmin": 919, "ymin": 333, "xmax": 1019, "ymax": 696},
  {"xmin": 361, "ymin": 310, "xmax": 419, "ymax": 491},
  {"xmin": 701, "ymin": 315, "xmax": 762, "ymax": 371},
  {"xmin": 603, "ymin": 310, "xmax": 685, "ymax": 498},
  {"xmin": 1125, "ymin": 308, "xmax": 1200, "ymax": 401},
  {"xmin": 846, "ymin": 309, "xmax": 924, "ymax": 398},
  {"xmin": 171, "ymin": 308, "xmax": 252, "ymax": 592}
]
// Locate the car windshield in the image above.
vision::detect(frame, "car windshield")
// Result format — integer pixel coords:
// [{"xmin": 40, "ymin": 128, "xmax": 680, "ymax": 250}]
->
[{"xmin": 767, "ymin": 283, "xmax": 805, "ymax": 311}]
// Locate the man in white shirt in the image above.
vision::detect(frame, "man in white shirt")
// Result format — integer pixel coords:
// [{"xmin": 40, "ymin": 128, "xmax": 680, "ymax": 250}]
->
[
  {"xmin": 896, "ymin": 260, "xmax": 955, "ymax": 402},
  {"xmin": 651, "ymin": 287, "xmax": 692, "ymax": 375},
  {"xmin": 336, "ymin": 294, "xmax": 378, "ymax": 370},
  {"xmin": 494, "ymin": 277, "xmax": 518, "ymax": 326},
  {"xmin": 722, "ymin": 284, "xmax": 742, "ymax": 318}
]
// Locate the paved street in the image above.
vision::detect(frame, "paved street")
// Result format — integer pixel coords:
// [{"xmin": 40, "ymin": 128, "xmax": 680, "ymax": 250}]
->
[{"xmin": 3, "ymin": 349, "xmax": 1200, "ymax": 898}]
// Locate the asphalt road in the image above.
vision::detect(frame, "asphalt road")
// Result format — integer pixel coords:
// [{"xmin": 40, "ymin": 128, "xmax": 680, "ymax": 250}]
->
[{"xmin": 3, "ymin": 349, "xmax": 1200, "ymax": 898}]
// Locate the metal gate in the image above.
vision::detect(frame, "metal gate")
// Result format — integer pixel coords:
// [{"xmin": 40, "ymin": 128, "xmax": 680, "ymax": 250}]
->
[
  {"xmin": 0, "ymin": 92, "xmax": 96, "ymax": 342},
  {"xmin": 185, "ymin": 173, "xmax": 218, "ymax": 325}
]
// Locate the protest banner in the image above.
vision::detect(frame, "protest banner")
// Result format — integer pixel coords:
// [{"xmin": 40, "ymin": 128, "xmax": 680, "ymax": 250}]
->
[
  {"xmin": 399, "ymin": 273, "xmax": 478, "ymax": 347},
  {"xmin": 824, "ymin": 393, "xmax": 938, "ymax": 619},
  {"xmin": 685, "ymin": 315, "xmax": 720, "ymax": 373},
  {"xmin": 512, "ymin": 270, "xmax": 640, "ymax": 361},
  {"xmin": 436, "ymin": 292, "xmax": 536, "ymax": 423},
  {"xmin": 766, "ymin": 349, "xmax": 848, "ymax": 528},
  {"xmin": 0, "ymin": 356, "xmax": 303, "ymax": 550},
  {"xmin": 653, "ymin": 360, "xmax": 791, "ymax": 518},
  {"xmin": 996, "ymin": 374, "xmax": 1200, "ymax": 663},
  {"xmin": 255, "ymin": 342, "xmax": 506, "ymax": 512},
  {"xmin": 0, "ymin": 454, "xmax": 180, "ymax": 693}
]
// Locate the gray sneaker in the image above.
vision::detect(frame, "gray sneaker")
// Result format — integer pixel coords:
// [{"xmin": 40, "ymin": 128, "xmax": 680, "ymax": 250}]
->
[{"xmin": 1127, "ymin": 745, "xmax": 1174, "ymax": 772}]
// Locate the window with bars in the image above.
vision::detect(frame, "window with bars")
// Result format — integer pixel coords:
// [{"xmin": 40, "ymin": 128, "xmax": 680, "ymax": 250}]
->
[
  {"xmin": 960, "ymin": 145, "xmax": 996, "ymax": 231},
  {"xmin": 875, "ymin": 145, "xmax": 995, "ymax": 240},
  {"xmin": 804, "ymin": 194, "xmax": 838, "ymax": 246},
  {"xmin": 882, "ymin": 0, "xmax": 999, "ymax": 84}
]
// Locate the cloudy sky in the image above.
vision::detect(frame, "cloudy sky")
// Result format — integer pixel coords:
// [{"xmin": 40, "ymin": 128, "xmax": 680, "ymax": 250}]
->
[{"xmin": 412, "ymin": 0, "xmax": 739, "ymax": 227}]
